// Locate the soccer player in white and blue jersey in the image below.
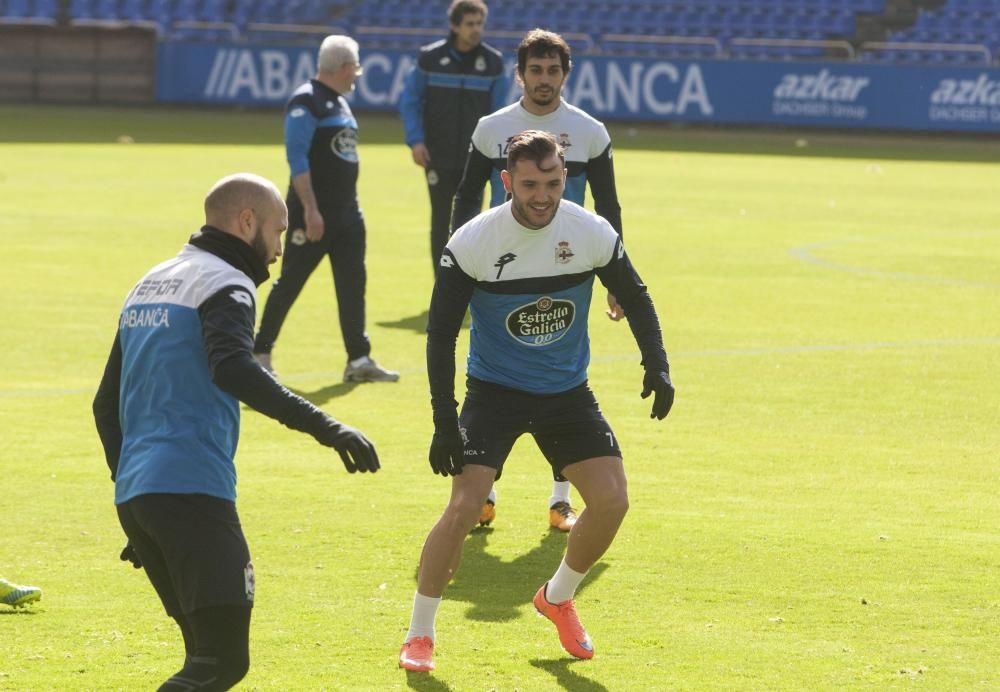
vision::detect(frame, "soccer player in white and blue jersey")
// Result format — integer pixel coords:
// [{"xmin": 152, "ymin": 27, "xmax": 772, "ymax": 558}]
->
[
  {"xmin": 94, "ymin": 174, "xmax": 380, "ymax": 690},
  {"xmin": 451, "ymin": 29, "xmax": 627, "ymax": 532},
  {"xmin": 399, "ymin": 130, "xmax": 674, "ymax": 672}
]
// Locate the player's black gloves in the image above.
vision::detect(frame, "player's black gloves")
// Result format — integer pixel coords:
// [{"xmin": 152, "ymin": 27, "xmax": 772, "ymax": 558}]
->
[
  {"xmin": 313, "ymin": 420, "xmax": 381, "ymax": 473},
  {"xmin": 120, "ymin": 543, "xmax": 142, "ymax": 569},
  {"xmin": 429, "ymin": 418, "xmax": 464, "ymax": 477},
  {"xmin": 641, "ymin": 369, "xmax": 675, "ymax": 420}
]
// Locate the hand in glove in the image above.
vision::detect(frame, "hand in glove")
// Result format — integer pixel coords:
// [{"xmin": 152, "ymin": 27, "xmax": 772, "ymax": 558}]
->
[
  {"xmin": 120, "ymin": 543, "xmax": 142, "ymax": 569},
  {"xmin": 314, "ymin": 420, "xmax": 381, "ymax": 473},
  {"xmin": 428, "ymin": 419, "xmax": 465, "ymax": 477},
  {"xmin": 641, "ymin": 370, "xmax": 675, "ymax": 420}
]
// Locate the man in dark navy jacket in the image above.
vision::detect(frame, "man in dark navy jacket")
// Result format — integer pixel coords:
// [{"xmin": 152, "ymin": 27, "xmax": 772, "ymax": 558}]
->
[
  {"xmin": 94, "ymin": 173, "xmax": 380, "ymax": 690},
  {"xmin": 399, "ymin": 0, "xmax": 509, "ymax": 270},
  {"xmin": 254, "ymin": 35, "xmax": 399, "ymax": 383}
]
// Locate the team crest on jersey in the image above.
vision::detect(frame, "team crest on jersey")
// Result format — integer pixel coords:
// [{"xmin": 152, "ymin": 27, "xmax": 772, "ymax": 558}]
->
[
  {"xmin": 291, "ymin": 228, "xmax": 307, "ymax": 245},
  {"xmin": 427, "ymin": 169, "xmax": 439, "ymax": 185},
  {"xmin": 475, "ymin": 55, "xmax": 486, "ymax": 71},
  {"xmin": 555, "ymin": 241, "xmax": 574, "ymax": 264},
  {"xmin": 506, "ymin": 296, "xmax": 575, "ymax": 347},
  {"xmin": 440, "ymin": 56, "xmax": 451, "ymax": 66},
  {"xmin": 330, "ymin": 128, "xmax": 359, "ymax": 162},
  {"xmin": 558, "ymin": 133, "xmax": 572, "ymax": 149}
]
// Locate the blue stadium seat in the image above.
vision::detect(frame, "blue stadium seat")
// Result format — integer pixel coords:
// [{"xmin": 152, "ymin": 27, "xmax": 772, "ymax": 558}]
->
[
  {"xmin": 69, "ymin": 0, "xmax": 94, "ymax": 20},
  {"xmin": 33, "ymin": 0, "xmax": 59, "ymax": 19},
  {"xmin": 4, "ymin": 0, "xmax": 30, "ymax": 18},
  {"xmin": 93, "ymin": 0, "xmax": 118, "ymax": 20}
]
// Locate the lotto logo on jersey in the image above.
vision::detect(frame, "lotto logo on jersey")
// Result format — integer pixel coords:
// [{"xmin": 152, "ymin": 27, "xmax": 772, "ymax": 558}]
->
[{"xmin": 506, "ymin": 296, "xmax": 575, "ymax": 347}]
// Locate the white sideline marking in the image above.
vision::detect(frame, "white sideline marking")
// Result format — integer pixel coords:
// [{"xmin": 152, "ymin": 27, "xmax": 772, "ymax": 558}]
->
[{"xmin": 789, "ymin": 237, "xmax": 1000, "ymax": 289}]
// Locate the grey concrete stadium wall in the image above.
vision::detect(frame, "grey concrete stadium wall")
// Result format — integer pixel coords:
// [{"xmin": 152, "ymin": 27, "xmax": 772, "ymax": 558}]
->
[{"xmin": 0, "ymin": 24, "xmax": 155, "ymax": 104}]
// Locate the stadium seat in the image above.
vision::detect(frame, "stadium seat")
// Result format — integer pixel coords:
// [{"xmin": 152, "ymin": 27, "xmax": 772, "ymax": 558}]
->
[
  {"xmin": 32, "ymin": 0, "xmax": 59, "ymax": 20},
  {"xmin": 93, "ymin": 0, "xmax": 118, "ymax": 20},
  {"xmin": 68, "ymin": 0, "xmax": 94, "ymax": 20},
  {"xmin": 4, "ymin": 0, "xmax": 30, "ymax": 18}
]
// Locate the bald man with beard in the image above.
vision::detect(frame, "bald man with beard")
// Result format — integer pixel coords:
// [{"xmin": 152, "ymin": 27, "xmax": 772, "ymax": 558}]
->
[{"xmin": 94, "ymin": 173, "xmax": 380, "ymax": 691}]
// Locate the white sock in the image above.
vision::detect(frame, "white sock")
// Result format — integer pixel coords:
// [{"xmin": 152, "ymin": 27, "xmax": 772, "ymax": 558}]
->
[
  {"xmin": 549, "ymin": 480, "xmax": 571, "ymax": 508},
  {"xmin": 487, "ymin": 486, "xmax": 497, "ymax": 504},
  {"xmin": 545, "ymin": 558, "xmax": 587, "ymax": 604},
  {"xmin": 349, "ymin": 355, "xmax": 369, "ymax": 368},
  {"xmin": 405, "ymin": 591, "xmax": 441, "ymax": 642}
]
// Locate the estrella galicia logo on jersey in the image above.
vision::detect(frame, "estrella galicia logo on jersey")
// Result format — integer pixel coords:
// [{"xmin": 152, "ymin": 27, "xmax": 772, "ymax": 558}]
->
[
  {"xmin": 330, "ymin": 128, "xmax": 359, "ymax": 162},
  {"xmin": 506, "ymin": 296, "xmax": 575, "ymax": 347},
  {"xmin": 229, "ymin": 290, "xmax": 253, "ymax": 307},
  {"xmin": 555, "ymin": 241, "xmax": 574, "ymax": 264},
  {"xmin": 494, "ymin": 252, "xmax": 517, "ymax": 279}
]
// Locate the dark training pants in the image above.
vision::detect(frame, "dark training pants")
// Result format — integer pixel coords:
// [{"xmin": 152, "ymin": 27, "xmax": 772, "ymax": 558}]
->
[
  {"xmin": 427, "ymin": 167, "xmax": 479, "ymax": 270},
  {"xmin": 255, "ymin": 204, "xmax": 370, "ymax": 362},
  {"xmin": 117, "ymin": 494, "xmax": 253, "ymax": 691}
]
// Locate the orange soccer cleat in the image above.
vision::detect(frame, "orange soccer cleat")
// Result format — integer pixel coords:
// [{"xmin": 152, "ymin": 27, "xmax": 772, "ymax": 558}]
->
[
  {"xmin": 533, "ymin": 583, "xmax": 594, "ymax": 659},
  {"xmin": 398, "ymin": 636, "xmax": 435, "ymax": 672},
  {"xmin": 478, "ymin": 500, "xmax": 496, "ymax": 527},
  {"xmin": 548, "ymin": 501, "xmax": 578, "ymax": 532}
]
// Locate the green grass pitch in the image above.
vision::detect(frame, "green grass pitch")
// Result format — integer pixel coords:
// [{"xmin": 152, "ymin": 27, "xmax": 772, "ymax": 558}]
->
[{"xmin": 1, "ymin": 104, "xmax": 998, "ymax": 689}]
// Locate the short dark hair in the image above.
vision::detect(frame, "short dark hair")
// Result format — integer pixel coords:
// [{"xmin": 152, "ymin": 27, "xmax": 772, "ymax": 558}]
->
[
  {"xmin": 449, "ymin": 0, "xmax": 487, "ymax": 26},
  {"xmin": 506, "ymin": 130, "xmax": 565, "ymax": 171},
  {"xmin": 517, "ymin": 29, "xmax": 571, "ymax": 75}
]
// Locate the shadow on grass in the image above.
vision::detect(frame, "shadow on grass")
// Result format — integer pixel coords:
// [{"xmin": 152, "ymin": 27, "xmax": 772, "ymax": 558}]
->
[
  {"xmin": 376, "ymin": 309, "xmax": 470, "ymax": 334},
  {"xmin": 376, "ymin": 309, "xmax": 429, "ymax": 334},
  {"xmin": 529, "ymin": 658, "xmax": 610, "ymax": 692},
  {"xmin": 436, "ymin": 528, "xmax": 609, "ymax": 623},
  {"xmin": 0, "ymin": 608, "xmax": 42, "ymax": 616},
  {"xmin": 403, "ymin": 670, "xmax": 454, "ymax": 691},
  {"xmin": 287, "ymin": 380, "xmax": 360, "ymax": 406}
]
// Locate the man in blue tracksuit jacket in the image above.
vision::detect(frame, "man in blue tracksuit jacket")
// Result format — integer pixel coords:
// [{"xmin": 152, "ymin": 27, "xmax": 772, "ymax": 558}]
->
[{"xmin": 399, "ymin": 0, "xmax": 509, "ymax": 270}]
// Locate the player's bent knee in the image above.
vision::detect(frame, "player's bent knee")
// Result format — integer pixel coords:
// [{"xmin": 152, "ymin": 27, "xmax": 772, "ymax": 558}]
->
[
  {"xmin": 590, "ymin": 489, "xmax": 629, "ymax": 521},
  {"xmin": 216, "ymin": 652, "xmax": 250, "ymax": 689},
  {"xmin": 443, "ymin": 500, "xmax": 482, "ymax": 533}
]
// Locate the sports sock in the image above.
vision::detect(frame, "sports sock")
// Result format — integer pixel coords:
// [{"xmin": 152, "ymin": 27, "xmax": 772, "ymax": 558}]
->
[
  {"xmin": 487, "ymin": 487, "xmax": 497, "ymax": 505},
  {"xmin": 549, "ymin": 480, "xmax": 571, "ymax": 508},
  {"xmin": 406, "ymin": 591, "xmax": 442, "ymax": 642},
  {"xmin": 545, "ymin": 558, "xmax": 587, "ymax": 604},
  {"xmin": 348, "ymin": 355, "xmax": 368, "ymax": 368}
]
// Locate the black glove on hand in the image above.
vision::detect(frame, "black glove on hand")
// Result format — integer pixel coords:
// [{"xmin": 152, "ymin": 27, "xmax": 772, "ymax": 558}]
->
[
  {"xmin": 120, "ymin": 543, "xmax": 142, "ymax": 569},
  {"xmin": 641, "ymin": 370, "xmax": 675, "ymax": 420},
  {"xmin": 314, "ymin": 420, "xmax": 381, "ymax": 473},
  {"xmin": 429, "ymin": 419, "xmax": 465, "ymax": 477}
]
